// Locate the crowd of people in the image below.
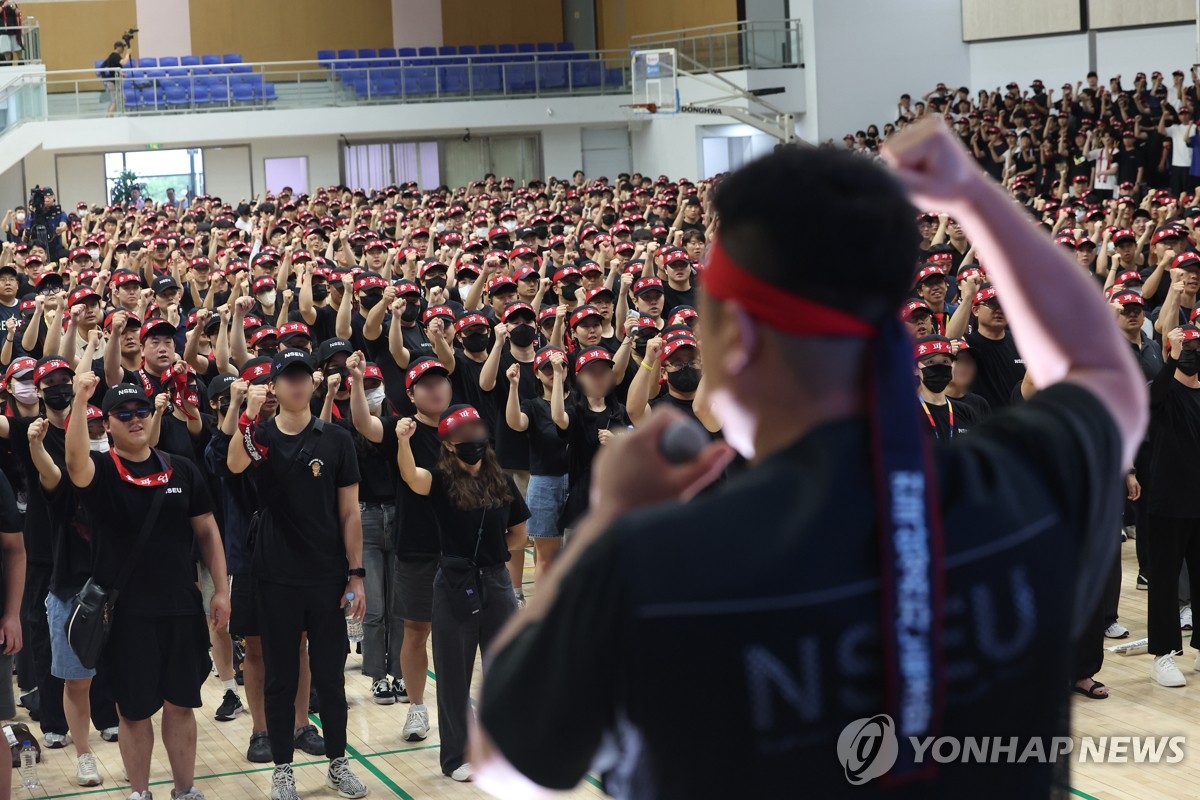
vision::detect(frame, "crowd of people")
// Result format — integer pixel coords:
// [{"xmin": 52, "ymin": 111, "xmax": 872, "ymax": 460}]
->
[
  {"xmin": 0, "ymin": 172, "xmax": 714, "ymax": 799},
  {"xmin": 0, "ymin": 84, "xmax": 1194, "ymax": 793}
]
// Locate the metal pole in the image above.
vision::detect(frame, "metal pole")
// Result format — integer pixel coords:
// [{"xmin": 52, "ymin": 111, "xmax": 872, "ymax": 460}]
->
[{"xmin": 1195, "ymin": 0, "xmax": 1199, "ymax": 64}]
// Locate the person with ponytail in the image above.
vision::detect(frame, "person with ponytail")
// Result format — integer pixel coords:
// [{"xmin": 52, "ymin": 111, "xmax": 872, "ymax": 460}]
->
[{"xmin": 395, "ymin": 405, "xmax": 528, "ymax": 784}]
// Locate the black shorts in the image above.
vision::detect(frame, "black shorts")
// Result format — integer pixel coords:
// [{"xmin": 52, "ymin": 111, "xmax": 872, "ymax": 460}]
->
[
  {"xmin": 394, "ymin": 556, "xmax": 438, "ymax": 623},
  {"xmin": 229, "ymin": 574, "xmax": 260, "ymax": 637},
  {"xmin": 103, "ymin": 611, "xmax": 210, "ymax": 721}
]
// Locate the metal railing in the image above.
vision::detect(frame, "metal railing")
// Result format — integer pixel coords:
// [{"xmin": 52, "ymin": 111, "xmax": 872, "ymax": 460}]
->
[
  {"xmin": 629, "ymin": 19, "xmax": 802, "ymax": 72},
  {"xmin": 0, "ymin": 72, "xmax": 47, "ymax": 134},
  {"xmin": 0, "ymin": 18, "xmax": 40, "ymax": 65},
  {"xmin": 38, "ymin": 49, "xmax": 632, "ymax": 120}
]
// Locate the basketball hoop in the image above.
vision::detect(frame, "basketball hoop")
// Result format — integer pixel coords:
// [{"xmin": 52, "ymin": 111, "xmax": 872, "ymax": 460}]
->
[{"xmin": 623, "ymin": 102, "xmax": 659, "ymax": 114}]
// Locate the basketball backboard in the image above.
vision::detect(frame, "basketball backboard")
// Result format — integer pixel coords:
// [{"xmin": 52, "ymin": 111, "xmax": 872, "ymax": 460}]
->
[{"xmin": 631, "ymin": 48, "xmax": 680, "ymax": 114}]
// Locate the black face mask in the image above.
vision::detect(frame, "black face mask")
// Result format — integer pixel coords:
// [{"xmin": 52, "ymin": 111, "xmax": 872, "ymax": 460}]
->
[
  {"xmin": 1179, "ymin": 349, "xmax": 1200, "ymax": 376},
  {"xmin": 454, "ymin": 438, "xmax": 488, "ymax": 465},
  {"xmin": 667, "ymin": 366, "xmax": 701, "ymax": 393},
  {"xmin": 560, "ymin": 281, "xmax": 581, "ymax": 298},
  {"xmin": 920, "ymin": 363, "xmax": 954, "ymax": 393},
  {"xmin": 257, "ymin": 346, "xmax": 278, "ymax": 357},
  {"xmin": 401, "ymin": 304, "xmax": 421, "ymax": 323},
  {"xmin": 533, "ymin": 225, "xmax": 549, "ymax": 239},
  {"xmin": 601, "ymin": 213, "xmax": 616, "ymax": 226},
  {"xmin": 462, "ymin": 333, "xmax": 490, "ymax": 353},
  {"xmin": 218, "ymin": 399, "xmax": 231, "ymax": 416},
  {"xmin": 509, "ymin": 324, "xmax": 536, "ymax": 348},
  {"xmin": 360, "ymin": 293, "xmax": 383, "ymax": 311},
  {"xmin": 550, "ymin": 224, "xmax": 565, "ymax": 236},
  {"xmin": 424, "ymin": 276, "xmax": 448, "ymax": 290},
  {"xmin": 311, "ymin": 285, "xmax": 329, "ymax": 302},
  {"xmin": 633, "ymin": 339, "xmax": 649, "ymax": 356},
  {"xmin": 43, "ymin": 384, "xmax": 74, "ymax": 411}
]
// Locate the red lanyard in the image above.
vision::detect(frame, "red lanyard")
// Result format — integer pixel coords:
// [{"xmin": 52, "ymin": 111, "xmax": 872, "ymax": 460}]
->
[
  {"xmin": 109, "ymin": 448, "xmax": 173, "ymax": 488},
  {"xmin": 137, "ymin": 367, "xmax": 157, "ymax": 398},
  {"xmin": 920, "ymin": 398, "xmax": 954, "ymax": 439}
]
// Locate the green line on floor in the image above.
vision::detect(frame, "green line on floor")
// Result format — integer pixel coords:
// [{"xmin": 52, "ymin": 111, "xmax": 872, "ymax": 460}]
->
[
  {"xmin": 585, "ymin": 774, "xmax": 603, "ymax": 789},
  {"xmin": 1069, "ymin": 789, "xmax": 1101, "ymax": 800},
  {"xmin": 347, "ymin": 740, "xmax": 416, "ymax": 800}
]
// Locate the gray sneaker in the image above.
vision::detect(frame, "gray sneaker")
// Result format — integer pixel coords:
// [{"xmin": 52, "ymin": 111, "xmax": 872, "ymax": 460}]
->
[
  {"xmin": 170, "ymin": 788, "xmax": 205, "ymax": 800},
  {"xmin": 326, "ymin": 756, "xmax": 367, "ymax": 798},
  {"xmin": 270, "ymin": 764, "xmax": 299, "ymax": 800}
]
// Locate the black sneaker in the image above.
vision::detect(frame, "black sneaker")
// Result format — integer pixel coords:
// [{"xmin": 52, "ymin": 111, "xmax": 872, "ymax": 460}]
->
[
  {"xmin": 1137, "ymin": 573, "xmax": 1149, "ymax": 590},
  {"xmin": 215, "ymin": 689, "xmax": 244, "ymax": 721},
  {"xmin": 392, "ymin": 677, "xmax": 408, "ymax": 704},
  {"xmin": 293, "ymin": 724, "xmax": 325, "ymax": 756},
  {"xmin": 246, "ymin": 731, "xmax": 271, "ymax": 764},
  {"xmin": 371, "ymin": 679, "xmax": 394, "ymax": 705}
]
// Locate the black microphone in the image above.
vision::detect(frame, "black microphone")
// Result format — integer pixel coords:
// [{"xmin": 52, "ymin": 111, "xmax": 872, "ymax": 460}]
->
[{"xmin": 659, "ymin": 418, "xmax": 710, "ymax": 464}]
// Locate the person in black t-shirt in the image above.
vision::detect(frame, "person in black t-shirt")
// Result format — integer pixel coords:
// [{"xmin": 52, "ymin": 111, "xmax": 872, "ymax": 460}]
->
[
  {"xmin": 474, "ymin": 120, "xmax": 1146, "ymax": 798},
  {"xmin": 350, "ymin": 355, "xmax": 452, "ymax": 745},
  {"xmin": 914, "ymin": 335, "xmax": 977, "ymax": 440},
  {"xmin": 396, "ymin": 406, "xmax": 528, "ymax": 783},
  {"xmin": 0, "ymin": 467, "xmax": 20, "ymax": 800},
  {"xmin": 66, "ymin": 375, "xmax": 229, "ymax": 800},
  {"xmin": 225, "ymin": 348, "xmax": 367, "ymax": 800},
  {"xmin": 659, "ymin": 247, "xmax": 696, "ymax": 314},
  {"xmin": 99, "ymin": 41, "xmax": 129, "ymax": 115},
  {"xmin": 948, "ymin": 279, "xmax": 1026, "ymax": 409},
  {"xmin": 504, "ymin": 348, "xmax": 569, "ymax": 586}
]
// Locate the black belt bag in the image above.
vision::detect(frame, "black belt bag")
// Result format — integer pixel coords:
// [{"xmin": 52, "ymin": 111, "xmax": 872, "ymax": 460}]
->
[
  {"xmin": 66, "ymin": 485, "xmax": 166, "ymax": 670},
  {"xmin": 439, "ymin": 509, "xmax": 488, "ymax": 621}
]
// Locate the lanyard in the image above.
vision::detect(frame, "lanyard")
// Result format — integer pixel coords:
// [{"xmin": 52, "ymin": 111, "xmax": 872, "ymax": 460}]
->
[
  {"xmin": 920, "ymin": 398, "xmax": 954, "ymax": 440},
  {"xmin": 109, "ymin": 448, "xmax": 172, "ymax": 488}
]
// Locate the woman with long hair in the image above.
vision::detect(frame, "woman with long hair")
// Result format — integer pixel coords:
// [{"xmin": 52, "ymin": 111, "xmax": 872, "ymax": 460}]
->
[{"xmin": 395, "ymin": 405, "xmax": 528, "ymax": 784}]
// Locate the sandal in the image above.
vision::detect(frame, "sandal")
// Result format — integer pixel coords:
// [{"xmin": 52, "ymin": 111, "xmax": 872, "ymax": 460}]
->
[{"xmin": 1072, "ymin": 679, "xmax": 1109, "ymax": 699}]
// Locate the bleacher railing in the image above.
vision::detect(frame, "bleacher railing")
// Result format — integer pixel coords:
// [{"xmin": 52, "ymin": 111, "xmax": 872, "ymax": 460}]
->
[
  {"xmin": 1, "ymin": 18, "xmax": 41, "ymax": 65},
  {"xmin": 629, "ymin": 19, "xmax": 802, "ymax": 72},
  {"xmin": 39, "ymin": 48, "xmax": 633, "ymax": 120}
]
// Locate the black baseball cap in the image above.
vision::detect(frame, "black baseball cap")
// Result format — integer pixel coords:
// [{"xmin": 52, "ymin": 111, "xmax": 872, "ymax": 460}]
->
[
  {"xmin": 208, "ymin": 374, "xmax": 237, "ymax": 397},
  {"xmin": 152, "ymin": 275, "xmax": 180, "ymax": 295},
  {"xmin": 270, "ymin": 348, "xmax": 315, "ymax": 380},
  {"xmin": 101, "ymin": 383, "xmax": 153, "ymax": 414},
  {"xmin": 315, "ymin": 337, "xmax": 353, "ymax": 366}
]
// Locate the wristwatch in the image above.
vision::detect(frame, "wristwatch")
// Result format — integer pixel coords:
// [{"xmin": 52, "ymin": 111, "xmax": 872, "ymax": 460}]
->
[{"xmin": 348, "ymin": 568, "xmax": 366, "ymax": 578}]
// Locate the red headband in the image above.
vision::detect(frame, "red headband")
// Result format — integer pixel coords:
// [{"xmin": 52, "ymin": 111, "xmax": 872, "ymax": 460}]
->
[
  {"xmin": 438, "ymin": 406, "xmax": 481, "ymax": 439},
  {"xmin": 702, "ymin": 240, "xmax": 876, "ymax": 337}
]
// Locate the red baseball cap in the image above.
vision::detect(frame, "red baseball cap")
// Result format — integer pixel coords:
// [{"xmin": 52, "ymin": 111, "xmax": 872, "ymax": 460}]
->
[{"xmin": 405, "ymin": 357, "xmax": 450, "ymax": 390}]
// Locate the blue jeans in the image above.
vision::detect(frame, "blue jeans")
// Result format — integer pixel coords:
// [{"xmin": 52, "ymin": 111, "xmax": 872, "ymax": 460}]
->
[{"xmin": 360, "ymin": 503, "xmax": 403, "ymax": 681}]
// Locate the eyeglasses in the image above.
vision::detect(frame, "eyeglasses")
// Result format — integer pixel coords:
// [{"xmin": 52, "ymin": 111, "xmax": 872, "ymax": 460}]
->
[
  {"xmin": 979, "ymin": 299, "xmax": 1003, "ymax": 311},
  {"xmin": 665, "ymin": 359, "xmax": 702, "ymax": 372},
  {"xmin": 110, "ymin": 406, "xmax": 152, "ymax": 422}
]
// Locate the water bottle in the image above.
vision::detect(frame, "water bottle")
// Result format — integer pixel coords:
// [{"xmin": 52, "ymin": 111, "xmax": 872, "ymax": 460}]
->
[
  {"xmin": 344, "ymin": 592, "xmax": 363, "ymax": 644},
  {"xmin": 19, "ymin": 739, "xmax": 38, "ymax": 789}
]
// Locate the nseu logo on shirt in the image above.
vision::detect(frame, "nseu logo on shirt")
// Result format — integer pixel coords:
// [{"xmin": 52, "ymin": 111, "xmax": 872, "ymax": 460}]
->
[{"xmin": 835, "ymin": 714, "xmax": 1185, "ymax": 784}]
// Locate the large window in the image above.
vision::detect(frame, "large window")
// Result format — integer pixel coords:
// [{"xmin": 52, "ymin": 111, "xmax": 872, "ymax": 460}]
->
[
  {"xmin": 341, "ymin": 135, "xmax": 541, "ymax": 191},
  {"xmin": 104, "ymin": 149, "xmax": 204, "ymax": 205}
]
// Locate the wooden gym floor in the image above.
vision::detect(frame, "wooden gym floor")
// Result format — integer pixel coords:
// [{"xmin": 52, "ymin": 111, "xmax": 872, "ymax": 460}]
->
[{"xmin": 7, "ymin": 540, "xmax": 1189, "ymax": 799}]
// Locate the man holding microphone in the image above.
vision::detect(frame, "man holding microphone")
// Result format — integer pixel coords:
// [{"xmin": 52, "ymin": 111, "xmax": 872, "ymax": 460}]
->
[{"xmin": 472, "ymin": 118, "xmax": 1147, "ymax": 796}]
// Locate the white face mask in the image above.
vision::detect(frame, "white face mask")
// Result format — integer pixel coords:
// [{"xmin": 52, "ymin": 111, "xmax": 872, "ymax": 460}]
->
[
  {"xmin": 365, "ymin": 386, "xmax": 386, "ymax": 412},
  {"xmin": 474, "ymin": 227, "xmax": 488, "ymax": 239},
  {"xmin": 89, "ymin": 438, "xmax": 110, "ymax": 453},
  {"xmin": 502, "ymin": 220, "xmax": 518, "ymax": 232},
  {"xmin": 258, "ymin": 290, "xmax": 277, "ymax": 307},
  {"xmin": 88, "ymin": 248, "xmax": 101, "ymax": 260},
  {"xmin": 11, "ymin": 380, "xmax": 37, "ymax": 405},
  {"xmin": 15, "ymin": 213, "xmax": 25, "ymax": 223},
  {"xmin": 564, "ymin": 225, "xmax": 575, "ymax": 236},
  {"xmin": 458, "ymin": 280, "xmax": 474, "ymax": 295},
  {"xmin": 435, "ymin": 222, "xmax": 446, "ymax": 233}
]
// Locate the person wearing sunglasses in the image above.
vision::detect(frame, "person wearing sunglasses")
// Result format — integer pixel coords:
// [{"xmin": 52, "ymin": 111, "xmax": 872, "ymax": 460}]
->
[{"xmin": 64, "ymin": 375, "xmax": 229, "ymax": 800}]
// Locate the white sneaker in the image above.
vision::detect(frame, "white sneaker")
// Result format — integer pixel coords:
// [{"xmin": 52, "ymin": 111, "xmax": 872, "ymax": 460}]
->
[
  {"xmin": 44, "ymin": 732, "xmax": 68, "ymax": 749},
  {"xmin": 170, "ymin": 788, "xmax": 205, "ymax": 800},
  {"xmin": 326, "ymin": 756, "xmax": 367, "ymax": 799},
  {"xmin": 270, "ymin": 764, "xmax": 299, "ymax": 800},
  {"xmin": 449, "ymin": 763, "xmax": 474, "ymax": 782},
  {"xmin": 403, "ymin": 704, "xmax": 430, "ymax": 741},
  {"xmin": 77, "ymin": 752, "xmax": 103, "ymax": 786},
  {"xmin": 128, "ymin": 792, "xmax": 154, "ymax": 800},
  {"xmin": 1104, "ymin": 622, "xmax": 1130, "ymax": 639},
  {"xmin": 1182, "ymin": 606, "xmax": 1193, "ymax": 631},
  {"xmin": 101, "ymin": 726, "xmax": 119, "ymax": 742},
  {"xmin": 1152, "ymin": 651, "xmax": 1187, "ymax": 687}
]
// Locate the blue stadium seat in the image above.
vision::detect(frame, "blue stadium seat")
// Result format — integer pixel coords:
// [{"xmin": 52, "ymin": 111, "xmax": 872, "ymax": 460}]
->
[
  {"xmin": 478, "ymin": 44, "xmax": 497, "ymax": 63},
  {"xmin": 379, "ymin": 47, "xmax": 398, "ymax": 60},
  {"xmin": 398, "ymin": 47, "xmax": 417, "ymax": 58},
  {"xmin": 556, "ymin": 41, "xmax": 575, "ymax": 54},
  {"xmin": 231, "ymin": 63, "xmax": 253, "ymax": 74},
  {"xmin": 231, "ymin": 83, "xmax": 254, "ymax": 103},
  {"xmin": 358, "ymin": 48, "xmax": 377, "ymax": 60},
  {"xmin": 517, "ymin": 43, "xmax": 536, "ymax": 54},
  {"xmin": 418, "ymin": 46, "xmax": 436, "ymax": 58},
  {"xmin": 497, "ymin": 43, "xmax": 516, "ymax": 58},
  {"xmin": 458, "ymin": 45, "xmax": 477, "ymax": 58},
  {"xmin": 536, "ymin": 42, "xmax": 555, "ymax": 55},
  {"xmin": 337, "ymin": 49, "xmax": 357, "ymax": 61},
  {"xmin": 438, "ymin": 46, "xmax": 455, "ymax": 58},
  {"xmin": 317, "ymin": 49, "xmax": 335, "ymax": 67},
  {"xmin": 340, "ymin": 69, "xmax": 365, "ymax": 84},
  {"xmin": 94, "ymin": 59, "xmax": 105, "ymax": 77},
  {"xmin": 209, "ymin": 64, "xmax": 232, "ymax": 76},
  {"xmin": 190, "ymin": 66, "xmax": 211, "ymax": 76},
  {"xmin": 138, "ymin": 57, "xmax": 157, "ymax": 68},
  {"xmin": 191, "ymin": 85, "xmax": 210, "ymax": 105},
  {"xmin": 505, "ymin": 63, "xmax": 534, "ymax": 92},
  {"xmin": 165, "ymin": 68, "xmax": 189, "ymax": 78},
  {"xmin": 470, "ymin": 64, "xmax": 501, "ymax": 93},
  {"xmin": 201, "ymin": 54, "xmax": 221, "ymax": 65},
  {"xmin": 123, "ymin": 85, "xmax": 141, "ymax": 110},
  {"xmin": 570, "ymin": 60, "xmax": 600, "ymax": 87},
  {"xmin": 537, "ymin": 62, "xmax": 567, "ymax": 89},
  {"xmin": 159, "ymin": 56, "xmax": 179, "ymax": 68},
  {"xmin": 180, "ymin": 55, "xmax": 200, "ymax": 68},
  {"xmin": 139, "ymin": 87, "xmax": 160, "ymax": 109},
  {"xmin": 440, "ymin": 65, "xmax": 468, "ymax": 93},
  {"xmin": 604, "ymin": 67, "xmax": 624, "ymax": 88},
  {"xmin": 223, "ymin": 53, "xmax": 243, "ymax": 64},
  {"xmin": 208, "ymin": 82, "xmax": 229, "ymax": 104}
]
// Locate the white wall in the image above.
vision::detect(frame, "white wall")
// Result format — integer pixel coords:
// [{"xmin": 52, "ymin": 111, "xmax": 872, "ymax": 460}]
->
[
  {"xmin": 249, "ymin": 136, "xmax": 340, "ymax": 193},
  {"xmin": 136, "ymin": 0, "xmax": 192, "ymax": 59},
  {"xmin": 393, "ymin": 0, "xmax": 443, "ymax": 48},
  {"xmin": 1095, "ymin": 25, "xmax": 1196, "ymax": 85},
  {"xmin": 0, "ymin": 161, "xmax": 23, "ymax": 213},
  {"xmin": 201, "ymin": 146, "xmax": 252, "ymax": 201},
  {"xmin": 807, "ymin": 0, "xmax": 969, "ymax": 142},
  {"xmin": 55, "ymin": 153, "xmax": 106, "ymax": 208},
  {"xmin": 541, "ymin": 125, "xmax": 583, "ymax": 178},
  {"xmin": 967, "ymin": 33, "xmax": 1090, "ymax": 98}
]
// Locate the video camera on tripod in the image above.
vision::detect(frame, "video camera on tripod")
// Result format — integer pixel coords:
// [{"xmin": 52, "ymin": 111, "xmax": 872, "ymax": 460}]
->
[
  {"xmin": 23, "ymin": 186, "xmax": 60, "ymax": 250},
  {"xmin": 120, "ymin": 28, "xmax": 138, "ymax": 46}
]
